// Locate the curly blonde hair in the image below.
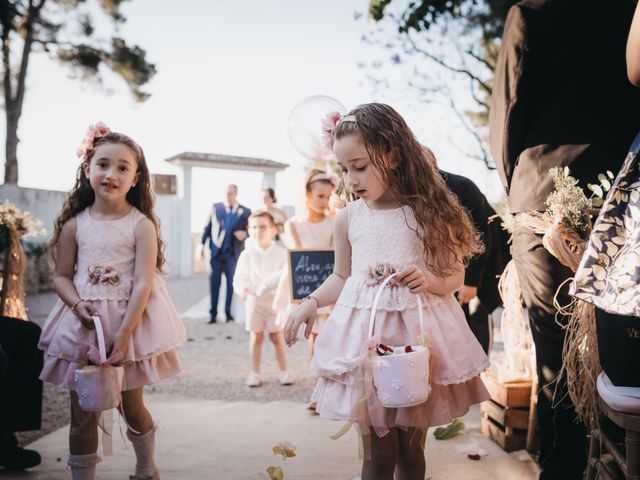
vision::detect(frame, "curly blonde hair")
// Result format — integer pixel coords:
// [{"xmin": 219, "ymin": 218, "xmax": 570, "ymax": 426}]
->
[
  {"xmin": 333, "ymin": 103, "xmax": 482, "ymax": 276},
  {"xmin": 48, "ymin": 132, "xmax": 166, "ymax": 273}
]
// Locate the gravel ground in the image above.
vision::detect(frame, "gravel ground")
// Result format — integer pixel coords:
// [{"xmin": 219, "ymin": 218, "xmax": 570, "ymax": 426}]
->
[{"xmin": 18, "ymin": 274, "xmax": 317, "ymax": 446}]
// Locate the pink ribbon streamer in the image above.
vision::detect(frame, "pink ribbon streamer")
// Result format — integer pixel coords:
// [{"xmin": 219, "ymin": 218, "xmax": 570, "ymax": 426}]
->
[{"xmin": 86, "ymin": 346, "xmax": 124, "ymax": 366}]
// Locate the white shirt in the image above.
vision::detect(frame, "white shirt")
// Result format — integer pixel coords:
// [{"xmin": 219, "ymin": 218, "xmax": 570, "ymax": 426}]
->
[
  {"xmin": 233, "ymin": 242, "xmax": 287, "ymax": 297},
  {"xmin": 225, "ymin": 203, "xmax": 239, "ymax": 215}
]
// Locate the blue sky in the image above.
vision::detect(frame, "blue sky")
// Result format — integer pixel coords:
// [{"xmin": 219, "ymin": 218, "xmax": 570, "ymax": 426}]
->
[{"xmin": 0, "ymin": 0, "xmax": 503, "ymax": 230}]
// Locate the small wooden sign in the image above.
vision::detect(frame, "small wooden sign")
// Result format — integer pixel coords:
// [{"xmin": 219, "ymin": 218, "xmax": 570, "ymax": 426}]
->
[
  {"xmin": 152, "ymin": 174, "xmax": 177, "ymax": 195},
  {"xmin": 288, "ymin": 249, "xmax": 335, "ymax": 302}
]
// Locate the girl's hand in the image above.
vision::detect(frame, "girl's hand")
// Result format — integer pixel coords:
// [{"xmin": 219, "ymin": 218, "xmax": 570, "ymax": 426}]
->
[
  {"xmin": 110, "ymin": 328, "xmax": 132, "ymax": 364},
  {"xmin": 74, "ymin": 301, "xmax": 99, "ymax": 330},
  {"xmin": 457, "ymin": 285, "xmax": 478, "ymax": 305},
  {"xmin": 284, "ymin": 299, "xmax": 318, "ymax": 346},
  {"xmin": 392, "ymin": 265, "xmax": 430, "ymax": 294}
]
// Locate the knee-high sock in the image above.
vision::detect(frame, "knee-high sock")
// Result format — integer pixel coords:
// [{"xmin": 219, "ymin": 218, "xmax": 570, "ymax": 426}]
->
[
  {"xmin": 67, "ymin": 453, "xmax": 101, "ymax": 480},
  {"xmin": 127, "ymin": 425, "xmax": 158, "ymax": 478}
]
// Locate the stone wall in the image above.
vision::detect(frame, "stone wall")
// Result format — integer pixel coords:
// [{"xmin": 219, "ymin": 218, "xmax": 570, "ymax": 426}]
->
[{"xmin": 0, "ymin": 184, "xmax": 186, "ymax": 293}]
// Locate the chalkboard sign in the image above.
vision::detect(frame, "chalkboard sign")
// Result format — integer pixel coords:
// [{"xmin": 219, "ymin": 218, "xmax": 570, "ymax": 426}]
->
[{"xmin": 288, "ymin": 249, "xmax": 335, "ymax": 302}]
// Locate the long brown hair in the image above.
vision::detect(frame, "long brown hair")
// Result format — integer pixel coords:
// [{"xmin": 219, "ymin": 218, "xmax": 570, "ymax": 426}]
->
[
  {"xmin": 48, "ymin": 132, "xmax": 166, "ymax": 273},
  {"xmin": 333, "ymin": 103, "xmax": 482, "ymax": 276}
]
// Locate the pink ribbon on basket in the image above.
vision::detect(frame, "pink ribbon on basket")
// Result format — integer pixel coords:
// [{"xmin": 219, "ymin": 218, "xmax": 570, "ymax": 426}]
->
[
  {"xmin": 82, "ymin": 317, "xmax": 137, "ymax": 456},
  {"xmin": 84, "ymin": 345, "xmax": 126, "ymax": 456},
  {"xmin": 86, "ymin": 346, "xmax": 124, "ymax": 366}
]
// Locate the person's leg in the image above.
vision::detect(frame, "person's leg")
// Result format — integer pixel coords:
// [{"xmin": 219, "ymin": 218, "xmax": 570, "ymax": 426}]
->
[
  {"xmin": 361, "ymin": 428, "xmax": 399, "ymax": 480},
  {"xmin": 209, "ymin": 257, "xmax": 224, "ymax": 322},
  {"xmin": 121, "ymin": 388, "xmax": 157, "ymax": 479},
  {"xmin": 250, "ymin": 331, "xmax": 264, "ymax": 374},
  {"xmin": 0, "ymin": 318, "xmax": 42, "ymax": 471},
  {"xmin": 269, "ymin": 332, "xmax": 287, "ymax": 372},
  {"xmin": 68, "ymin": 391, "xmax": 100, "ymax": 479},
  {"xmin": 0, "ymin": 317, "xmax": 43, "ymax": 433},
  {"xmin": 307, "ymin": 332, "xmax": 317, "ymax": 359},
  {"xmin": 396, "ymin": 428, "xmax": 426, "ymax": 480},
  {"xmin": 224, "ymin": 254, "xmax": 237, "ymax": 320},
  {"xmin": 512, "ymin": 226, "xmax": 587, "ymax": 480}
]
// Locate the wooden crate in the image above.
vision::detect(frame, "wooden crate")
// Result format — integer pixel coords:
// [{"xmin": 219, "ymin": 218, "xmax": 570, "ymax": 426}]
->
[
  {"xmin": 482, "ymin": 374, "xmax": 531, "ymax": 408},
  {"xmin": 480, "ymin": 373, "xmax": 532, "ymax": 452}
]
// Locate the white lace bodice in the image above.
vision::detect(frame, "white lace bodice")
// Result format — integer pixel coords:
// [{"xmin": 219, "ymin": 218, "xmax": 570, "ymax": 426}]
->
[
  {"xmin": 74, "ymin": 207, "xmax": 146, "ymax": 301},
  {"xmin": 337, "ymin": 199, "xmax": 442, "ymax": 311}
]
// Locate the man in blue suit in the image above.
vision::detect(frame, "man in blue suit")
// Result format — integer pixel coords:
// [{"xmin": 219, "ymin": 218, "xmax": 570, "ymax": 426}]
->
[{"xmin": 201, "ymin": 184, "xmax": 251, "ymax": 324}]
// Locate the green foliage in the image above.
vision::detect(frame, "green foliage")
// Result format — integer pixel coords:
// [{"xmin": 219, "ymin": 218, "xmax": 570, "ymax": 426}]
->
[
  {"xmin": 363, "ymin": 0, "xmax": 516, "ymax": 169},
  {"xmin": 369, "ymin": 0, "xmax": 393, "ymax": 22},
  {"xmin": 1, "ymin": 0, "xmax": 156, "ymax": 183},
  {"xmin": 2, "ymin": 0, "xmax": 156, "ymax": 102},
  {"xmin": 433, "ymin": 417, "xmax": 465, "ymax": 439},
  {"xmin": 369, "ymin": 0, "xmax": 516, "ymax": 40}
]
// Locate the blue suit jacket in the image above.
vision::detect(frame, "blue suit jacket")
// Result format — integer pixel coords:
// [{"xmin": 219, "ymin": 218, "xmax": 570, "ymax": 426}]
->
[{"xmin": 201, "ymin": 203, "xmax": 251, "ymax": 261}]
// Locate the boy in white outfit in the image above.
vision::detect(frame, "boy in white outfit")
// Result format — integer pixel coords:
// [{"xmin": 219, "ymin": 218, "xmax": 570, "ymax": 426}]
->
[{"xmin": 234, "ymin": 211, "xmax": 292, "ymax": 387}]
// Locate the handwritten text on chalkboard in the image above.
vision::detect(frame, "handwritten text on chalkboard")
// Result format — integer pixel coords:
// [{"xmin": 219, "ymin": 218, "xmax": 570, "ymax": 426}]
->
[{"xmin": 288, "ymin": 249, "xmax": 335, "ymax": 301}]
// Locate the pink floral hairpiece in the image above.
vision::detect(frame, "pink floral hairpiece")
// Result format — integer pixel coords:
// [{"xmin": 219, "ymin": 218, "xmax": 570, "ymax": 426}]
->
[
  {"xmin": 321, "ymin": 111, "xmax": 341, "ymax": 150},
  {"xmin": 76, "ymin": 122, "xmax": 111, "ymax": 160},
  {"xmin": 321, "ymin": 111, "xmax": 357, "ymax": 150}
]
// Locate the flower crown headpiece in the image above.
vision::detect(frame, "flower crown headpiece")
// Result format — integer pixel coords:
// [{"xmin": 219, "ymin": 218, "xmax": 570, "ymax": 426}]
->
[
  {"xmin": 320, "ymin": 111, "xmax": 356, "ymax": 150},
  {"xmin": 76, "ymin": 122, "xmax": 111, "ymax": 160}
]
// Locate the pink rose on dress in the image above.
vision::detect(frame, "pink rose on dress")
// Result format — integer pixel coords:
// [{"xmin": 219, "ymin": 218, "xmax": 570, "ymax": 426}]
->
[
  {"xmin": 366, "ymin": 262, "xmax": 397, "ymax": 287},
  {"xmin": 88, "ymin": 265, "xmax": 121, "ymax": 286}
]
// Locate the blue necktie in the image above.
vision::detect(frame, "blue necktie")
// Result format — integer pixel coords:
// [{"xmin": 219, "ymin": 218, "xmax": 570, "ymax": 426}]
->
[{"xmin": 221, "ymin": 207, "xmax": 236, "ymax": 254}]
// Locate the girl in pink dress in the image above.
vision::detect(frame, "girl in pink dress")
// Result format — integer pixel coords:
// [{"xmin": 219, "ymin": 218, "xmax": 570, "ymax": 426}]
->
[
  {"xmin": 274, "ymin": 168, "xmax": 337, "ymax": 356},
  {"xmin": 284, "ymin": 104, "xmax": 490, "ymax": 480},
  {"xmin": 39, "ymin": 123, "xmax": 186, "ymax": 480}
]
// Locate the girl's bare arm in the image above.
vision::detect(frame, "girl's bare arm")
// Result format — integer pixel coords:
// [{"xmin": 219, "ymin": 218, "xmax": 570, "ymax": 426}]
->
[
  {"xmin": 118, "ymin": 218, "xmax": 157, "ymax": 336},
  {"xmin": 284, "ymin": 207, "xmax": 350, "ymax": 345}
]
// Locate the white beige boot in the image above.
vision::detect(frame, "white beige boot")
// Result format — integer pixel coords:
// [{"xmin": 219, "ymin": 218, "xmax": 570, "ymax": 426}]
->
[
  {"xmin": 127, "ymin": 425, "xmax": 159, "ymax": 480},
  {"xmin": 67, "ymin": 453, "xmax": 101, "ymax": 480}
]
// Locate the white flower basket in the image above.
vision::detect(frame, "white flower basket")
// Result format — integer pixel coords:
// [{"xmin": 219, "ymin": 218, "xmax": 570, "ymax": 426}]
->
[
  {"xmin": 369, "ymin": 273, "xmax": 430, "ymax": 408},
  {"xmin": 74, "ymin": 316, "xmax": 124, "ymax": 412}
]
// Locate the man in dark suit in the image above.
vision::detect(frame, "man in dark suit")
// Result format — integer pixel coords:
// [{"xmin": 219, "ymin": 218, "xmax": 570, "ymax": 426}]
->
[
  {"xmin": 201, "ymin": 184, "xmax": 251, "ymax": 324},
  {"xmin": 0, "ymin": 316, "xmax": 42, "ymax": 470},
  {"xmin": 489, "ymin": 1, "xmax": 640, "ymax": 478},
  {"xmin": 441, "ymin": 171, "xmax": 510, "ymax": 353}
]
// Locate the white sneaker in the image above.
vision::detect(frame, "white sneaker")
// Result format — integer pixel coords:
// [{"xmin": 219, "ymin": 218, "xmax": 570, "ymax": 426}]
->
[
  {"xmin": 246, "ymin": 372, "xmax": 261, "ymax": 387},
  {"xmin": 278, "ymin": 372, "xmax": 293, "ymax": 386}
]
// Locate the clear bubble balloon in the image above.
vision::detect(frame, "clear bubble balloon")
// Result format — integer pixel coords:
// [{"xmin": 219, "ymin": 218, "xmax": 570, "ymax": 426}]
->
[{"xmin": 288, "ymin": 95, "xmax": 346, "ymax": 162}]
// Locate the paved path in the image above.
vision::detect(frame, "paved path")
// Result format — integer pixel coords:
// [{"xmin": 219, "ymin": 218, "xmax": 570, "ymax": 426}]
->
[
  {"xmin": 2, "ymin": 396, "xmax": 538, "ymax": 479},
  {"xmin": 8, "ymin": 274, "xmax": 540, "ymax": 479}
]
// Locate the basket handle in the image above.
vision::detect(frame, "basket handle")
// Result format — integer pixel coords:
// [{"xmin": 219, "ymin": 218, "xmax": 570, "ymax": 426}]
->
[
  {"xmin": 91, "ymin": 315, "xmax": 108, "ymax": 364},
  {"xmin": 367, "ymin": 272, "xmax": 424, "ymax": 341}
]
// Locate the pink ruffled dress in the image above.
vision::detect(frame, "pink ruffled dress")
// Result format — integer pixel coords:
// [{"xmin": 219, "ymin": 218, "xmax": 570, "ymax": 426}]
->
[
  {"xmin": 311, "ymin": 200, "xmax": 490, "ymax": 436},
  {"xmin": 39, "ymin": 207, "xmax": 187, "ymax": 391}
]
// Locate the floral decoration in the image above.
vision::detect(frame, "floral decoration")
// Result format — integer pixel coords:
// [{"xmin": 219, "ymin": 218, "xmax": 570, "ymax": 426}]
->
[
  {"xmin": 0, "ymin": 201, "xmax": 46, "ymax": 252},
  {"xmin": 266, "ymin": 441, "xmax": 297, "ymax": 479},
  {"xmin": 365, "ymin": 262, "xmax": 397, "ymax": 287},
  {"xmin": 88, "ymin": 265, "xmax": 121, "ymax": 286},
  {"xmin": 76, "ymin": 122, "xmax": 111, "ymax": 160},
  {"xmin": 320, "ymin": 111, "xmax": 341, "ymax": 150}
]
